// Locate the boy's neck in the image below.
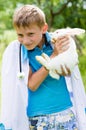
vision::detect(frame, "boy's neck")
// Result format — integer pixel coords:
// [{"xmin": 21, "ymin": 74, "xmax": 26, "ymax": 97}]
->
[{"xmin": 37, "ymin": 35, "xmax": 45, "ymax": 49}]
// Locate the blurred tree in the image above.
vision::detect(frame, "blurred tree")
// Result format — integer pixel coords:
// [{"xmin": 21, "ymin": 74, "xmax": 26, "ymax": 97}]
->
[{"xmin": 0, "ymin": 0, "xmax": 86, "ymax": 31}]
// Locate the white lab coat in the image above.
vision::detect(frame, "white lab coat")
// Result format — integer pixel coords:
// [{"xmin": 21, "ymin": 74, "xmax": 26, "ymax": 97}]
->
[{"xmin": 0, "ymin": 40, "xmax": 86, "ymax": 130}]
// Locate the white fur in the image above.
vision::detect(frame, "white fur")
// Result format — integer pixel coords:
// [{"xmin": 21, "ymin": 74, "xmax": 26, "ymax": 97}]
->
[{"xmin": 36, "ymin": 28, "xmax": 85, "ymax": 79}]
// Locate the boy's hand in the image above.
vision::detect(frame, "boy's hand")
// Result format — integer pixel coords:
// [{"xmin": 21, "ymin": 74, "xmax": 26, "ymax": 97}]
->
[
  {"xmin": 52, "ymin": 36, "xmax": 70, "ymax": 57},
  {"xmin": 55, "ymin": 65, "xmax": 71, "ymax": 76}
]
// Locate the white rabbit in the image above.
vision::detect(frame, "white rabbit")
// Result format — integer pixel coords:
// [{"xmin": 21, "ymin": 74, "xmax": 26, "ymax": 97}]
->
[{"xmin": 36, "ymin": 28, "xmax": 85, "ymax": 79}]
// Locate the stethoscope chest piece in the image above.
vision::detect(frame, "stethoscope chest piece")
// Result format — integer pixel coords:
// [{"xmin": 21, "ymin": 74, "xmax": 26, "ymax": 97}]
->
[{"xmin": 17, "ymin": 72, "xmax": 25, "ymax": 79}]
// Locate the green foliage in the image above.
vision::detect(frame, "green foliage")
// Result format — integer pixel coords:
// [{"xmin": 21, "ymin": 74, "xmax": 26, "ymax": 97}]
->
[{"xmin": 0, "ymin": 0, "xmax": 86, "ymax": 32}]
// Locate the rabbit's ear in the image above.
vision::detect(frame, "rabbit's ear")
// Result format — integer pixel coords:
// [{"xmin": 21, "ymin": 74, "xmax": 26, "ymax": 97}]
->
[
  {"xmin": 51, "ymin": 28, "xmax": 85, "ymax": 39},
  {"xmin": 63, "ymin": 28, "xmax": 85, "ymax": 36},
  {"xmin": 71, "ymin": 28, "xmax": 85, "ymax": 35}
]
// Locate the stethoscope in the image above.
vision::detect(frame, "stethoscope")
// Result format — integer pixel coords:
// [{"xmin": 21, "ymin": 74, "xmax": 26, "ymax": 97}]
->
[
  {"xmin": 17, "ymin": 43, "xmax": 25, "ymax": 79},
  {"xmin": 17, "ymin": 34, "xmax": 50, "ymax": 79}
]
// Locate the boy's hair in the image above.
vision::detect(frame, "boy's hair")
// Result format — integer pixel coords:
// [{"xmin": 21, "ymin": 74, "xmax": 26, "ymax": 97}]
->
[{"xmin": 13, "ymin": 4, "xmax": 46, "ymax": 28}]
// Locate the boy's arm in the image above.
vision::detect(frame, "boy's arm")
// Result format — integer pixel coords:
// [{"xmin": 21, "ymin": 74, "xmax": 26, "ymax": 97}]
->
[{"xmin": 27, "ymin": 66, "xmax": 49, "ymax": 91}]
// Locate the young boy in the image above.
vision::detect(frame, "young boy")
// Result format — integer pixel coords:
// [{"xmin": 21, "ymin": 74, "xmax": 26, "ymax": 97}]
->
[{"xmin": 1, "ymin": 4, "xmax": 86, "ymax": 130}]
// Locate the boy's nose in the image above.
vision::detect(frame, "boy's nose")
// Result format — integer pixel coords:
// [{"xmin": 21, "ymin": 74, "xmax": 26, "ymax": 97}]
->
[{"xmin": 23, "ymin": 37, "xmax": 30, "ymax": 45}]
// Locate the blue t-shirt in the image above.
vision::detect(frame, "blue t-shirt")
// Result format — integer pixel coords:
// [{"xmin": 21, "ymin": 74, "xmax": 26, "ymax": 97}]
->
[{"xmin": 26, "ymin": 32, "xmax": 72, "ymax": 117}]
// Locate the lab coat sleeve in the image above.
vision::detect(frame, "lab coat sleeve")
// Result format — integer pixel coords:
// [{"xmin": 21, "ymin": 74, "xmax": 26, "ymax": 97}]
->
[
  {"xmin": 0, "ymin": 42, "xmax": 17, "ymax": 129},
  {"xmin": 0, "ymin": 40, "xmax": 29, "ymax": 130},
  {"xmin": 65, "ymin": 65, "xmax": 86, "ymax": 130}
]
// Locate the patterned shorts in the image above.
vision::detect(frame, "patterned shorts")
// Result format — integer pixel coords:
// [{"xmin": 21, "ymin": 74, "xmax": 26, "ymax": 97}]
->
[{"xmin": 29, "ymin": 108, "xmax": 78, "ymax": 130}]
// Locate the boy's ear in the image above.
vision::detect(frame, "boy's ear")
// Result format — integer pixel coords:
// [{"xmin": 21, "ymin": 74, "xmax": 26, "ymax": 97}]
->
[{"xmin": 42, "ymin": 23, "xmax": 48, "ymax": 33}]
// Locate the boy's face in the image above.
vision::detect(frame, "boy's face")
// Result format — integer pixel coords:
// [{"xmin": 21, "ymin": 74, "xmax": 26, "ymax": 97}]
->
[{"xmin": 15, "ymin": 24, "xmax": 48, "ymax": 50}]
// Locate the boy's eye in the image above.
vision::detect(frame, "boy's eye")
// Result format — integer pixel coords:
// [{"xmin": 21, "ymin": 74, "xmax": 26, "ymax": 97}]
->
[
  {"xmin": 28, "ymin": 33, "xmax": 34, "ymax": 36},
  {"xmin": 17, "ymin": 34, "xmax": 23, "ymax": 37}
]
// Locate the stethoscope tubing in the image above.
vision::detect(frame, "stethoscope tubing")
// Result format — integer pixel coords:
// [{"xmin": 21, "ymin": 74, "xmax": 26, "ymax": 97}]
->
[{"xmin": 19, "ymin": 43, "xmax": 22, "ymax": 73}]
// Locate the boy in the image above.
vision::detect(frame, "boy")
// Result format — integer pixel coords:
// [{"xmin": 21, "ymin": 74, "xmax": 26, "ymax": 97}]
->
[{"xmin": 1, "ymin": 4, "xmax": 86, "ymax": 130}]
